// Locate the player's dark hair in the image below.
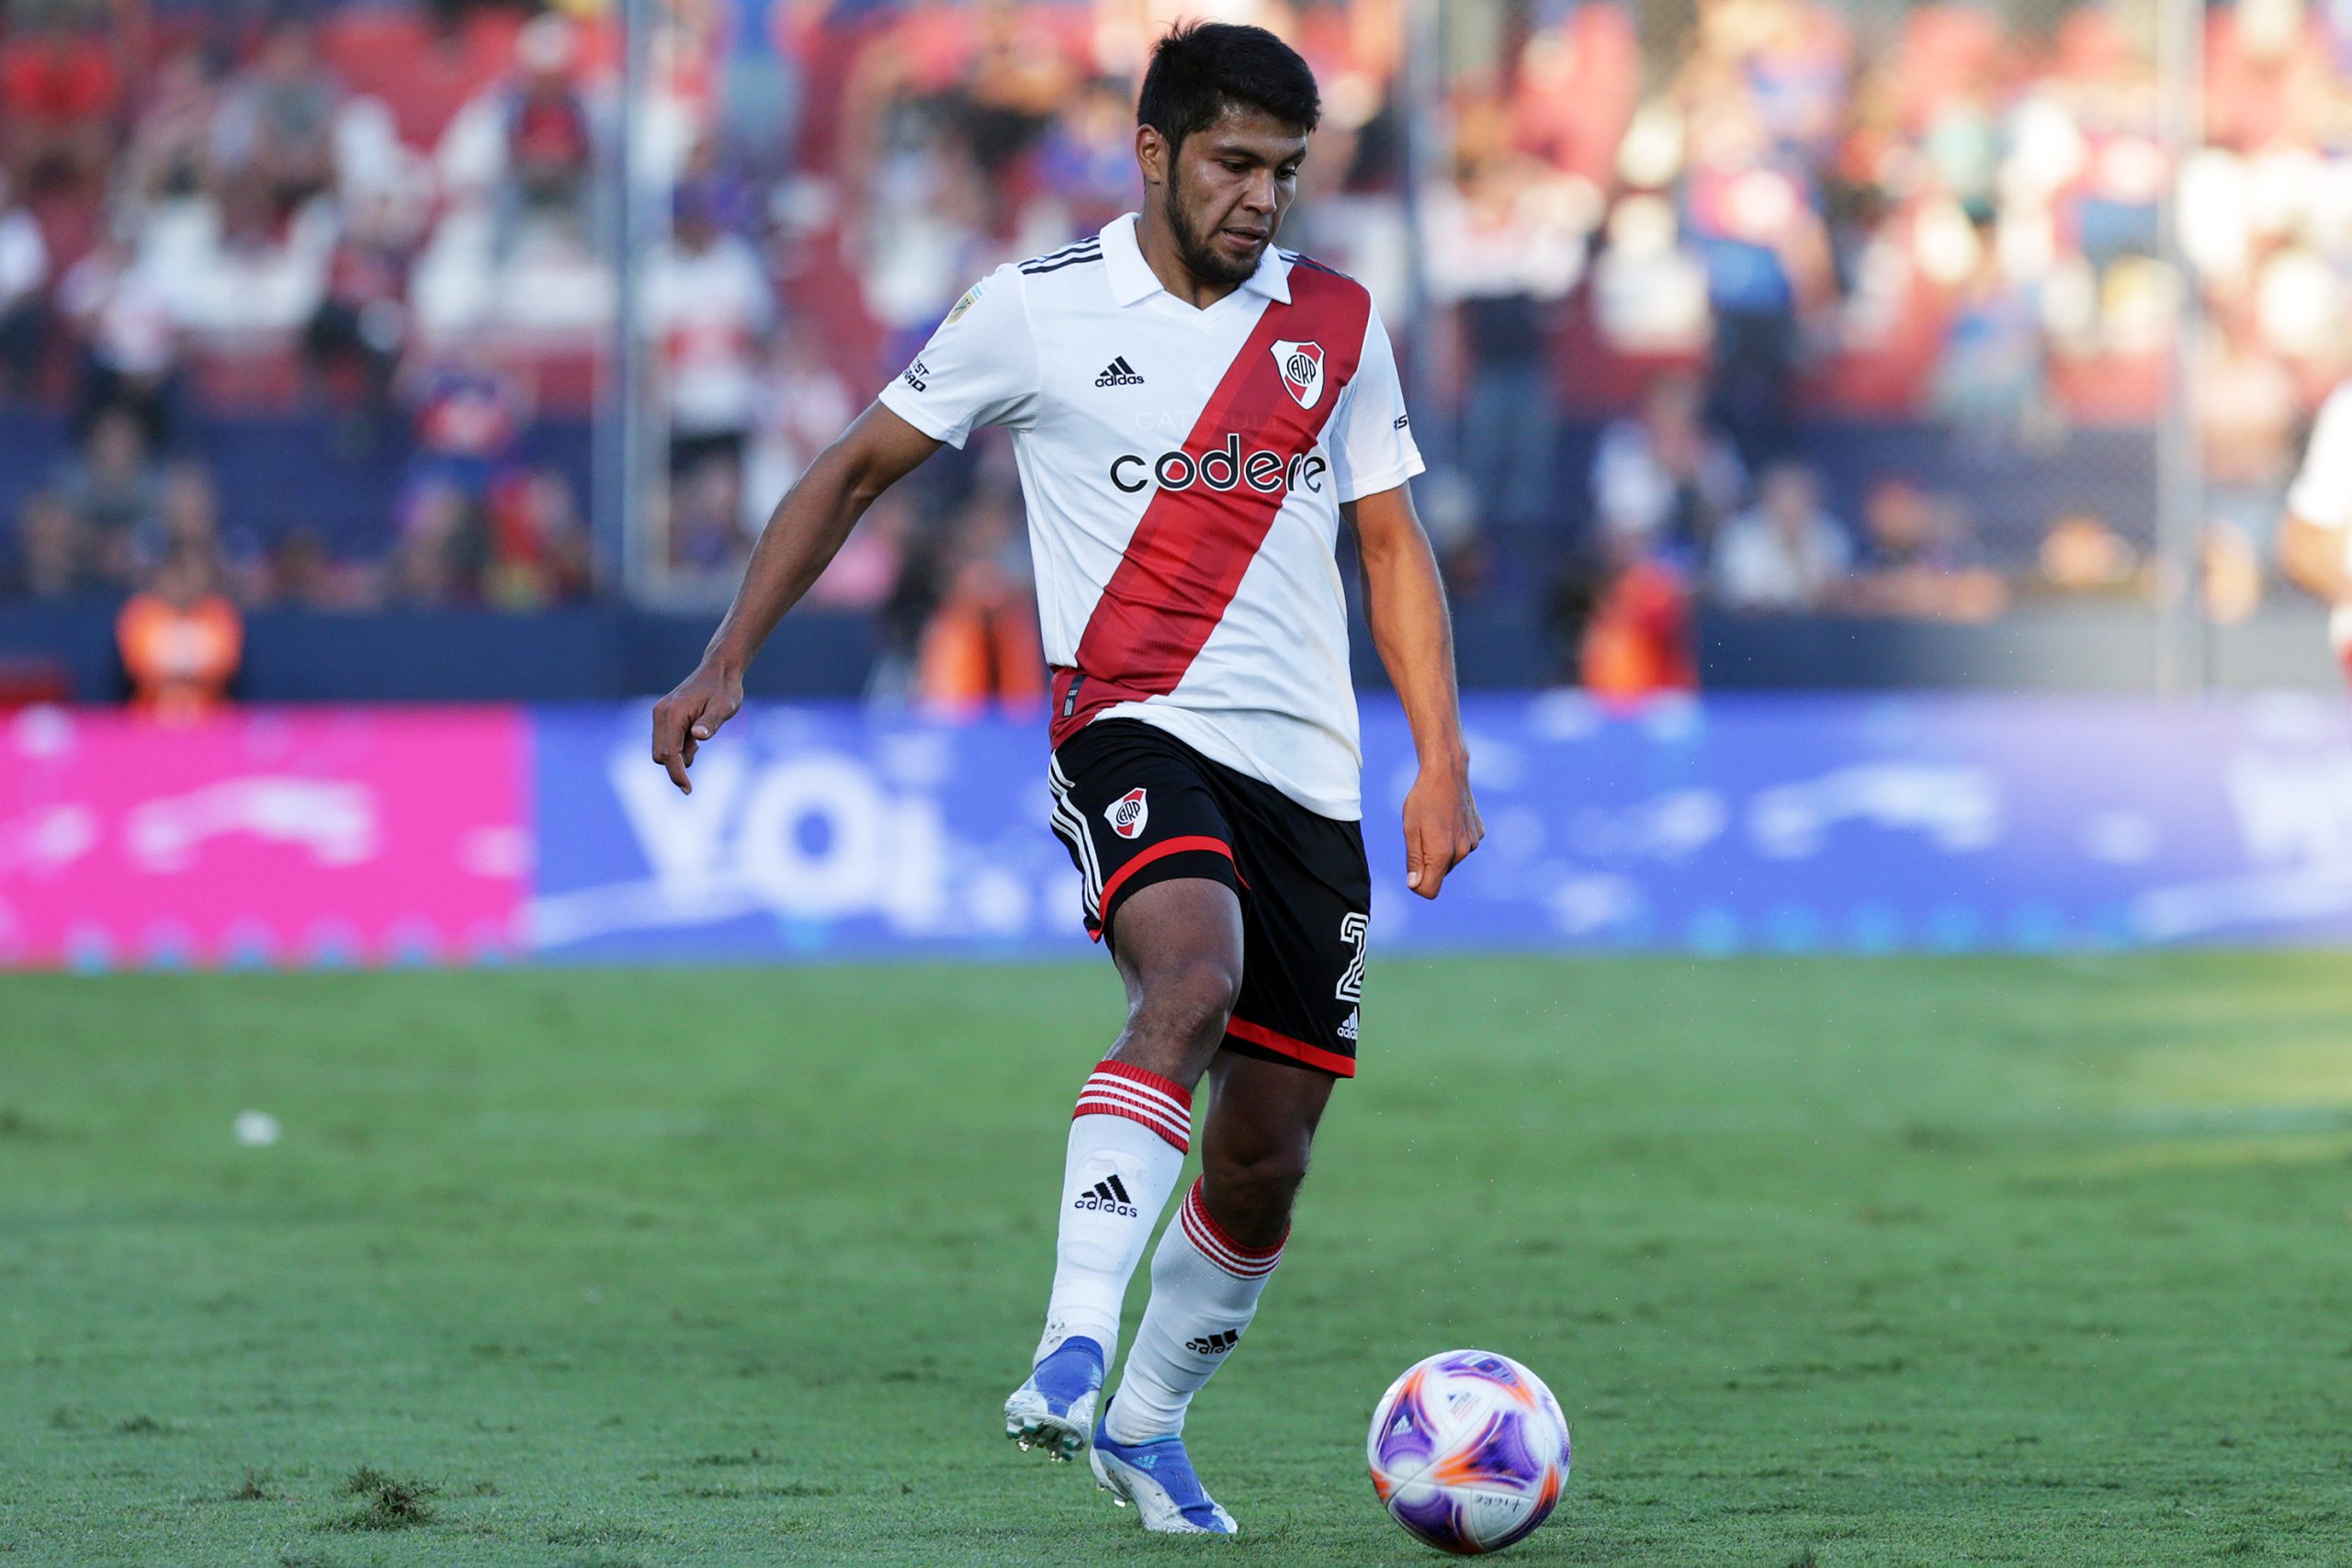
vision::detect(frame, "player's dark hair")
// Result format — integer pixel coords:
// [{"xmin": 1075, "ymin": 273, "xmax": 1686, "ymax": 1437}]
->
[{"xmin": 1136, "ymin": 21, "xmax": 1320, "ymax": 157}]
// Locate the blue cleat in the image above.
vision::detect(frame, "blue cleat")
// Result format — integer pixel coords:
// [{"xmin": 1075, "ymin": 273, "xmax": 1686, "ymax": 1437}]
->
[
  {"xmin": 1003, "ymin": 1337, "xmax": 1103, "ymax": 1462},
  {"xmin": 1088, "ymin": 1398, "xmax": 1238, "ymax": 1534}
]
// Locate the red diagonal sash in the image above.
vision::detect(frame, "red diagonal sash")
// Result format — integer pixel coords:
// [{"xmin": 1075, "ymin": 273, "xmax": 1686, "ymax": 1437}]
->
[{"xmin": 1050, "ymin": 265, "xmax": 1369, "ymax": 746}]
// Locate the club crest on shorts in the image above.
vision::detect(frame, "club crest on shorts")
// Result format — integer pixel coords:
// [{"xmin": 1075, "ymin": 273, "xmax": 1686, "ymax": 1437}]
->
[
  {"xmin": 1105, "ymin": 787, "xmax": 1149, "ymax": 840},
  {"xmin": 1271, "ymin": 339, "xmax": 1326, "ymax": 410}
]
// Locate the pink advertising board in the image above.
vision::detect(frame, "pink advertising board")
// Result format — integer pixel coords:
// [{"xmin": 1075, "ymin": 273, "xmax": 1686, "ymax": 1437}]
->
[{"xmin": 0, "ymin": 706, "xmax": 528, "ymax": 969}]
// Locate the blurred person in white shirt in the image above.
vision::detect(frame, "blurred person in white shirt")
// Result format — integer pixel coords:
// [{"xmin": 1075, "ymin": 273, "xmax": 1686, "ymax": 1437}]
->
[
  {"xmin": 2279, "ymin": 380, "xmax": 2352, "ymax": 679},
  {"xmin": 1710, "ymin": 461, "xmax": 1849, "ymax": 611},
  {"xmin": 0, "ymin": 172, "xmax": 47, "ymax": 397},
  {"xmin": 58, "ymin": 232, "xmax": 178, "ymax": 446},
  {"xmin": 1591, "ymin": 370, "xmax": 1746, "ymax": 570},
  {"xmin": 1424, "ymin": 152, "xmax": 1589, "ymax": 536},
  {"xmin": 647, "ymin": 183, "xmax": 775, "ymax": 480}
]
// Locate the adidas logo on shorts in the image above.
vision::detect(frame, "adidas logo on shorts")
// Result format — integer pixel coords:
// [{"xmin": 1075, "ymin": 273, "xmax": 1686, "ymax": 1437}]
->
[
  {"xmin": 1183, "ymin": 1329, "xmax": 1241, "ymax": 1356},
  {"xmin": 1093, "ymin": 355, "xmax": 1146, "ymax": 388},
  {"xmin": 1073, "ymin": 1173, "xmax": 1139, "ymax": 1217},
  {"xmin": 1338, "ymin": 1009, "xmax": 1360, "ymax": 1042}
]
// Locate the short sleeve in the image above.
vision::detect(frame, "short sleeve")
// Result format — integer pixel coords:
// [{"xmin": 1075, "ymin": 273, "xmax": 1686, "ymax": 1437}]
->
[
  {"xmin": 2287, "ymin": 384, "xmax": 2352, "ymax": 535},
  {"xmin": 875, "ymin": 266, "xmax": 1040, "ymax": 448},
  {"xmin": 1325, "ymin": 299, "xmax": 1426, "ymax": 503}
]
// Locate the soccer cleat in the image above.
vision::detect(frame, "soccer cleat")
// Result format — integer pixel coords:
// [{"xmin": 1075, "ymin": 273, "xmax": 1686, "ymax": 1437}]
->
[
  {"xmin": 1088, "ymin": 1399, "xmax": 1238, "ymax": 1534},
  {"xmin": 1003, "ymin": 1337, "xmax": 1103, "ymax": 1462}
]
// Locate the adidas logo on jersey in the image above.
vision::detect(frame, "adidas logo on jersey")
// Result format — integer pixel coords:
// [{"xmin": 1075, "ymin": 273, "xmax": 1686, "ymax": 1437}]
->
[
  {"xmin": 1073, "ymin": 1173, "xmax": 1138, "ymax": 1217},
  {"xmin": 1183, "ymin": 1329, "xmax": 1241, "ymax": 1356},
  {"xmin": 1093, "ymin": 355, "xmax": 1146, "ymax": 388}
]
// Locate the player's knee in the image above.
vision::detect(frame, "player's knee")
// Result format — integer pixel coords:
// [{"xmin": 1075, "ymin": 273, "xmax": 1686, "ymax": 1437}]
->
[
  {"xmin": 1136, "ymin": 954, "xmax": 1242, "ymax": 1053},
  {"xmin": 1205, "ymin": 1143, "xmax": 1310, "ymax": 1235}
]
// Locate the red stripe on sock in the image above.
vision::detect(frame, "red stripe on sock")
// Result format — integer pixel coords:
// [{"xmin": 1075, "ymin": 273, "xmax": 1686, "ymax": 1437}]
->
[
  {"xmin": 1181, "ymin": 1178, "xmax": 1284, "ymax": 1277},
  {"xmin": 1073, "ymin": 1097, "xmax": 1189, "ymax": 1153},
  {"xmin": 1087, "ymin": 1058, "xmax": 1192, "ymax": 1110},
  {"xmin": 1072, "ymin": 1061, "xmax": 1193, "ymax": 1153}
]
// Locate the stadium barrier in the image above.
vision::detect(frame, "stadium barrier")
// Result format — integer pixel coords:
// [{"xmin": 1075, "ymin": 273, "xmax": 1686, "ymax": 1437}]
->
[{"xmin": 7, "ymin": 694, "xmax": 2350, "ymax": 970}]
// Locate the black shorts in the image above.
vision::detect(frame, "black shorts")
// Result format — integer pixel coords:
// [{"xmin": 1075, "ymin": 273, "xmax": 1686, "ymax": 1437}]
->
[{"xmin": 1047, "ymin": 717, "xmax": 1370, "ymax": 1078}]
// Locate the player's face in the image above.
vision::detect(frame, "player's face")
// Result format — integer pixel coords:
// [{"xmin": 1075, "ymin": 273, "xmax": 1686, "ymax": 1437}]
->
[{"xmin": 1158, "ymin": 107, "xmax": 1307, "ymax": 287}]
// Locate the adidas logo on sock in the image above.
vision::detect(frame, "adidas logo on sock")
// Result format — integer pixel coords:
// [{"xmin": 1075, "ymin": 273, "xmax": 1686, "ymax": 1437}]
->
[
  {"xmin": 1072, "ymin": 1172, "xmax": 1139, "ymax": 1217},
  {"xmin": 1093, "ymin": 355, "xmax": 1145, "ymax": 388},
  {"xmin": 1183, "ymin": 1329, "xmax": 1241, "ymax": 1356}
]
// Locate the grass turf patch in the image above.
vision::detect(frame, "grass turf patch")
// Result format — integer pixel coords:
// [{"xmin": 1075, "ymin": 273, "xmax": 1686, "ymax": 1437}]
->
[{"xmin": 3, "ymin": 956, "xmax": 2350, "ymax": 1564}]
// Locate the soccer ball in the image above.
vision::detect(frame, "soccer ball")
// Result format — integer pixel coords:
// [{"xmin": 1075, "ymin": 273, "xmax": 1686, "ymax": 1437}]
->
[{"xmin": 1366, "ymin": 1349, "xmax": 1571, "ymax": 1555}]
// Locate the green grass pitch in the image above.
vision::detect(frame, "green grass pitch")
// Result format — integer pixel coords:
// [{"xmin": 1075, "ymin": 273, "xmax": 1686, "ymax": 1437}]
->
[{"xmin": 6, "ymin": 954, "xmax": 2352, "ymax": 1566}]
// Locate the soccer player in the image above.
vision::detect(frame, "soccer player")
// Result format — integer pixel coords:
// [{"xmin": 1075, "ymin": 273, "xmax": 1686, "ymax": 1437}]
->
[
  {"xmin": 650, "ymin": 22, "xmax": 1480, "ymax": 1535},
  {"xmin": 2281, "ymin": 379, "xmax": 2352, "ymax": 682}
]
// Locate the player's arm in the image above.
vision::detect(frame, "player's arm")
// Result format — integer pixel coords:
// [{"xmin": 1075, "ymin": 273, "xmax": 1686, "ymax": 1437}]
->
[
  {"xmin": 1346, "ymin": 484, "xmax": 1483, "ymax": 898},
  {"xmin": 2279, "ymin": 512, "xmax": 2349, "ymax": 604},
  {"xmin": 651, "ymin": 403, "xmax": 939, "ymax": 793}
]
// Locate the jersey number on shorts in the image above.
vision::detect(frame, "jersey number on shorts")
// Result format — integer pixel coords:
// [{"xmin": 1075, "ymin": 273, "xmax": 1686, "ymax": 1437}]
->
[{"xmin": 1336, "ymin": 912, "xmax": 1369, "ymax": 1002}]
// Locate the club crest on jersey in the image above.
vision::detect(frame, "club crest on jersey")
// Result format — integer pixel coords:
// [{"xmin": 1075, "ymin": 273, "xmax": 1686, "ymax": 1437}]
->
[
  {"xmin": 1272, "ymin": 339, "xmax": 1326, "ymax": 410},
  {"xmin": 1105, "ymin": 787, "xmax": 1149, "ymax": 840}
]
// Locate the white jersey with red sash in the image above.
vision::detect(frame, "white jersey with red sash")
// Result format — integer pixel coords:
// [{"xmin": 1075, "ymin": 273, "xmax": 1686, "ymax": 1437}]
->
[{"xmin": 876, "ymin": 213, "xmax": 1424, "ymax": 818}]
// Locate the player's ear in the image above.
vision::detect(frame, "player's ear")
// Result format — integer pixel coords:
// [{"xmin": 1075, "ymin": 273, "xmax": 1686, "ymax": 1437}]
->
[{"xmin": 1136, "ymin": 123, "xmax": 1168, "ymax": 188}]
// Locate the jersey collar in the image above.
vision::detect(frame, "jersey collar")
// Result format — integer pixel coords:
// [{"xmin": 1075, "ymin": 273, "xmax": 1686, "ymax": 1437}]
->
[{"xmin": 1100, "ymin": 212, "xmax": 1294, "ymax": 308}]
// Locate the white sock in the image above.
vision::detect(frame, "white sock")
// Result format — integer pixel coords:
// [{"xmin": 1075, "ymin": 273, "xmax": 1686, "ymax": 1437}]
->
[
  {"xmin": 1104, "ymin": 1178, "xmax": 1284, "ymax": 1442},
  {"xmin": 1034, "ymin": 1060, "xmax": 1193, "ymax": 1368}
]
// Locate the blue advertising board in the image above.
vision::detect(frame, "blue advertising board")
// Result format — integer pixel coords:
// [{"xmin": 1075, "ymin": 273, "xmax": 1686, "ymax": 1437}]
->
[{"xmin": 526, "ymin": 694, "xmax": 2352, "ymax": 961}]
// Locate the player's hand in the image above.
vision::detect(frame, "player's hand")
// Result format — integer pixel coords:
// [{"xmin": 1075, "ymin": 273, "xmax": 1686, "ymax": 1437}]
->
[
  {"xmin": 1401, "ymin": 761, "xmax": 1482, "ymax": 899},
  {"xmin": 650, "ymin": 661, "xmax": 744, "ymax": 795}
]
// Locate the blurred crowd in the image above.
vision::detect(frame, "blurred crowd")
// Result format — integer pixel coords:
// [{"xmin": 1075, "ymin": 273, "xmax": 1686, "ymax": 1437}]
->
[{"xmin": 3, "ymin": 0, "xmax": 2351, "ymax": 710}]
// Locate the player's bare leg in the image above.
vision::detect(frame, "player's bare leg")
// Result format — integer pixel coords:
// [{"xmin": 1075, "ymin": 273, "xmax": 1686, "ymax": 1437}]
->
[
  {"xmin": 1197, "ymin": 1049, "xmax": 1335, "ymax": 1248},
  {"xmin": 1006, "ymin": 879, "xmax": 1241, "ymax": 1461}
]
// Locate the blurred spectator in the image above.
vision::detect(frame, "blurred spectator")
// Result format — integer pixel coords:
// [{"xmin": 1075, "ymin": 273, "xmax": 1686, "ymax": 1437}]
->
[
  {"xmin": 1426, "ymin": 152, "xmax": 1588, "ymax": 536},
  {"xmin": 1931, "ymin": 221, "xmax": 2048, "ymax": 449},
  {"xmin": 744, "ymin": 332, "xmax": 854, "ymax": 533},
  {"xmin": 2204, "ymin": 522, "xmax": 2266, "ymax": 625},
  {"xmin": 1592, "ymin": 374, "xmax": 1746, "ymax": 567},
  {"xmin": 668, "ymin": 454, "xmax": 748, "ymax": 577},
  {"xmin": 57, "ymin": 235, "xmax": 179, "ymax": 446},
  {"xmin": 163, "ymin": 172, "xmax": 339, "ymax": 336},
  {"xmin": 1710, "ymin": 462, "xmax": 1849, "ymax": 611},
  {"xmin": 401, "ymin": 341, "xmax": 528, "ymax": 501},
  {"xmin": 439, "ymin": 14, "xmax": 599, "ymax": 259},
  {"xmin": 1581, "ymin": 558, "xmax": 1697, "ymax": 706},
  {"xmin": 52, "ymin": 407, "xmax": 161, "ymax": 584},
  {"xmin": 717, "ymin": 0, "xmax": 805, "ymax": 182},
  {"xmin": 8, "ymin": 491, "xmax": 93, "ymax": 600},
  {"xmin": 481, "ymin": 467, "xmax": 590, "ymax": 610},
  {"xmin": 135, "ymin": 462, "xmax": 266, "ymax": 603},
  {"xmin": 267, "ymin": 525, "xmax": 382, "ymax": 610},
  {"xmin": 0, "ymin": 14, "xmax": 118, "ymax": 195},
  {"xmin": 649, "ymin": 183, "xmax": 775, "ymax": 482},
  {"xmin": 1676, "ymin": 45, "xmax": 1832, "ymax": 462},
  {"xmin": 1588, "ymin": 192, "xmax": 1712, "ymax": 358},
  {"xmin": 1509, "ymin": 6, "xmax": 1640, "ymax": 188},
  {"xmin": 1835, "ymin": 478, "xmax": 2008, "ymax": 621},
  {"xmin": 210, "ymin": 20, "xmax": 344, "ymax": 211},
  {"xmin": 122, "ymin": 45, "xmax": 218, "ymax": 207},
  {"xmin": 118, "ymin": 547, "xmax": 243, "ymax": 722},
  {"xmin": 2028, "ymin": 513, "xmax": 2143, "ymax": 600},
  {"xmin": 390, "ymin": 476, "xmax": 484, "ymax": 604},
  {"xmin": 914, "ymin": 489, "xmax": 1043, "ymax": 713},
  {"xmin": 304, "ymin": 192, "xmax": 415, "ymax": 437},
  {"xmin": 0, "ymin": 173, "xmax": 49, "ymax": 398}
]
